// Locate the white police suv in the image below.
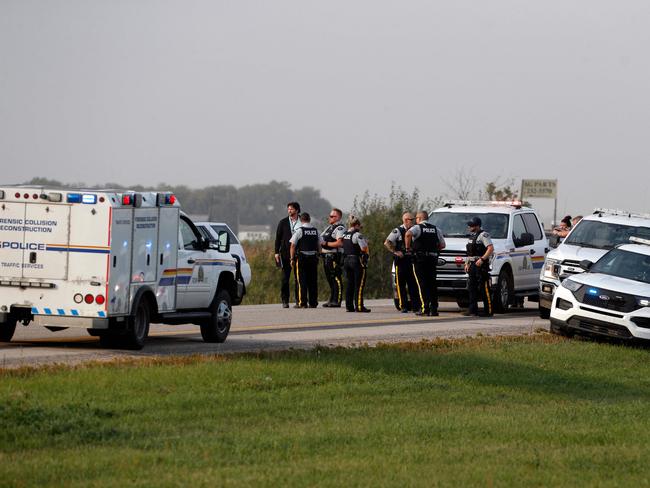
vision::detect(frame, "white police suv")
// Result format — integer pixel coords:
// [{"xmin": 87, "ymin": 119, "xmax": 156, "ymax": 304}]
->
[
  {"xmin": 428, "ymin": 201, "xmax": 548, "ymax": 312},
  {"xmin": 539, "ymin": 209, "xmax": 650, "ymax": 318},
  {"xmin": 550, "ymin": 237, "xmax": 650, "ymax": 340}
]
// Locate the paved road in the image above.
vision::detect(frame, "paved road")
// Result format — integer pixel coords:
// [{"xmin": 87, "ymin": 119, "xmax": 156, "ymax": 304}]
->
[{"xmin": 0, "ymin": 300, "xmax": 549, "ymax": 369}]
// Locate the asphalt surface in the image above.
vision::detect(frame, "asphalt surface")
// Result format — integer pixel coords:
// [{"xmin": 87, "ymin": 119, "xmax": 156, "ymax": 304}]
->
[{"xmin": 0, "ymin": 299, "xmax": 549, "ymax": 369}]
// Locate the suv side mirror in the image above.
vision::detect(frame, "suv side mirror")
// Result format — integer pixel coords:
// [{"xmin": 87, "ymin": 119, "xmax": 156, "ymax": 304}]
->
[
  {"xmin": 579, "ymin": 259, "xmax": 593, "ymax": 271},
  {"xmin": 216, "ymin": 230, "xmax": 230, "ymax": 253}
]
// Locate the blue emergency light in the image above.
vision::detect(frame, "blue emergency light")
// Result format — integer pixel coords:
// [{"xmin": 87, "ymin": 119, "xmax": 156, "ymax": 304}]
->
[
  {"xmin": 588, "ymin": 288, "xmax": 599, "ymax": 296},
  {"xmin": 82, "ymin": 194, "xmax": 97, "ymax": 204},
  {"xmin": 67, "ymin": 193, "xmax": 82, "ymax": 203}
]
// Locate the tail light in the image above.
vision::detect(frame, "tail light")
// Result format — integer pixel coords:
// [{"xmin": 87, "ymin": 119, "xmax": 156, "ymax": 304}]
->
[
  {"xmin": 95, "ymin": 295, "xmax": 105, "ymax": 305},
  {"xmin": 84, "ymin": 294, "xmax": 94, "ymax": 304}
]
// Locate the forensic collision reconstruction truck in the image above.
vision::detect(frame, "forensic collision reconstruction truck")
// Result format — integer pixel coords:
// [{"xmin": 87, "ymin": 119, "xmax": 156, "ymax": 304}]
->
[{"xmin": 0, "ymin": 186, "xmax": 243, "ymax": 349}]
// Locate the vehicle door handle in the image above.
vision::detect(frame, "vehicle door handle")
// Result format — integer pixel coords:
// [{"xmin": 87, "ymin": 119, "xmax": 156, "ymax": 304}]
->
[
  {"xmin": 530, "ymin": 249, "xmax": 535, "ymax": 255},
  {"xmin": 187, "ymin": 258, "xmax": 196, "ymax": 264}
]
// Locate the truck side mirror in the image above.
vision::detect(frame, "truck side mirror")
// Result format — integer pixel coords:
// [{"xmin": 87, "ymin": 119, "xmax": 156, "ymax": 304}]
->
[
  {"xmin": 217, "ymin": 230, "xmax": 230, "ymax": 253},
  {"xmin": 579, "ymin": 259, "xmax": 593, "ymax": 271}
]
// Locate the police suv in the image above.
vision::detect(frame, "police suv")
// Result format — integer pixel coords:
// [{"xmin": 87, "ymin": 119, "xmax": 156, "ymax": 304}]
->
[
  {"xmin": 429, "ymin": 201, "xmax": 548, "ymax": 311},
  {"xmin": 0, "ymin": 186, "xmax": 241, "ymax": 349},
  {"xmin": 550, "ymin": 236, "xmax": 650, "ymax": 340},
  {"xmin": 539, "ymin": 209, "xmax": 650, "ymax": 319}
]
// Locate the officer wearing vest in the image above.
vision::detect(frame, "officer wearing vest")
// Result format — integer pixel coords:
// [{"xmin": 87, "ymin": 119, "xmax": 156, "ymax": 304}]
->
[
  {"xmin": 384, "ymin": 212, "xmax": 420, "ymax": 313},
  {"xmin": 464, "ymin": 216, "xmax": 494, "ymax": 317},
  {"xmin": 290, "ymin": 212, "xmax": 321, "ymax": 308},
  {"xmin": 342, "ymin": 216, "xmax": 371, "ymax": 313},
  {"xmin": 405, "ymin": 211, "xmax": 446, "ymax": 316},
  {"xmin": 320, "ymin": 208, "xmax": 346, "ymax": 307}
]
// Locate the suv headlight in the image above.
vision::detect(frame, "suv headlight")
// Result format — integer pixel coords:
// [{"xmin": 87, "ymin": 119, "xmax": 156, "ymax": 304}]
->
[
  {"xmin": 562, "ymin": 278, "xmax": 583, "ymax": 292},
  {"xmin": 636, "ymin": 297, "xmax": 650, "ymax": 308},
  {"xmin": 543, "ymin": 258, "xmax": 561, "ymax": 280}
]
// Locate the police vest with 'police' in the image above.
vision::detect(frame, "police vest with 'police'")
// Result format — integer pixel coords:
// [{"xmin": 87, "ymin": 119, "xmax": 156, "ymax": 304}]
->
[
  {"xmin": 343, "ymin": 230, "xmax": 361, "ymax": 255},
  {"xmin": 412, "ymin": 223, "xmax": 439, "ymax": 252},
  {"xmin": 297, "ymin": 227, "xmax": 320, "ymax": 252}
]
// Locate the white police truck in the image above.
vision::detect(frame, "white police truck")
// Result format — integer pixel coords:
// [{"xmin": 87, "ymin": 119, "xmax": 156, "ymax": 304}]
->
[
  {"xmin": 0, "ymin": 186, "xmax": 240, "ymax": 349},
  {"xmin": 429, "ymin": 201, "xmax": 548, "ymax": 312},
  {"xmin": 539, "ymin": 209, "xmax": 650, "ymax": 319}
]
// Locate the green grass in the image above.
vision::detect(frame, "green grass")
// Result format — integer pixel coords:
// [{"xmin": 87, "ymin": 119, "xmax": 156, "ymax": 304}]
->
[{"xmin": 2, "ymin": 335, "xmax": 650, "ymax": 487}]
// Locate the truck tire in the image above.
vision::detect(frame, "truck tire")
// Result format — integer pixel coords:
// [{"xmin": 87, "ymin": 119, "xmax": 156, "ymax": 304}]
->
[
  {"xmin": 493, "ymin": 269, "xmax": 513, "ymax": 313},
  {"xmin": 539, "ymin": 306, "xmax": 551, "ymax": 319},
  {"xmin": 0, "ymin": 318, "xmax": 17, "ymax": 342},
  {"xmin": 121, "ymin": 298, "xmax": 151, "ymax": 350},
  {"xmin": 201, "ymin": 290, "xmax": 232, "ymax": 343}
]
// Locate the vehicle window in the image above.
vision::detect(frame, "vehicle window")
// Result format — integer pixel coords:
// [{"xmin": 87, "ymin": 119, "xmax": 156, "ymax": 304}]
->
[
  {"xmin": 564, "ymin": 221, "xmax": 650, "ymax": 250},
  {"xmin": 180, "ymin": 218, "xmax": 199, "ymax": 250},
  {"xmin": 211, "ymin": 225, "xmax": 239, "ymax": 244},
  {"xmin": 429, "ymin": 212, "xmax": 509, "ymax": 239},
  {"xmin": 512, "ymin": 215, "xmax": 527, "ymax": 242},
  {"xmin": 196, "ymin": 226, "xmax": 212, "ymax": 241},
  {"xmin": 521, "ymin": 213, "xmax": 543, "ymax": 240},
  {"xmin": 590, "ymin": 249, "xmax": 650, "ymax": 284}
]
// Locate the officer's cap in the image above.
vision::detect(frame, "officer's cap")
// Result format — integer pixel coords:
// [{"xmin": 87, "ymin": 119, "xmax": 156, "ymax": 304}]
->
[{"xmin": 467, "ymin": 217, "xmax": 482, "ymax": 227}]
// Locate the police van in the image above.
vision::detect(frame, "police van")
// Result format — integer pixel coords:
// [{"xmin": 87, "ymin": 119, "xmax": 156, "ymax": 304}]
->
[
  {"xmin": 428, "ymin": 201, "xmax": 548, "ymax": 312},
  {"xmin": 0, "ymin": 186, "xmax": 241, "ymax": 349}
]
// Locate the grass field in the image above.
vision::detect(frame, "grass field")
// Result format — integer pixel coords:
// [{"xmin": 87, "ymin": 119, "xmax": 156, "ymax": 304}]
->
[{"xmin": 2, "ymin": 334, "xmax": 650, "ymax": 487}]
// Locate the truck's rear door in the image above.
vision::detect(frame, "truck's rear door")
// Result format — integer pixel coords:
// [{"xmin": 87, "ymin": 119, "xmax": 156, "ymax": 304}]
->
[
  {"xmin": 0, "ymin": 201, "xmax": 70, "ymax": 280},
  {"xmin": 22, "ymin": 203, "xmax": 71, "ymax": 280}
]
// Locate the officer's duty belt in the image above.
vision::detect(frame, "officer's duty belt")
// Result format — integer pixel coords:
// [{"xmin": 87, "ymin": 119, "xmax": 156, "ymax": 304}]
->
[
  {"xmin": 415, "ymin": 252, "xmax": 438, "ymax": 257},
  {"xmin": 299, "ymin": 251, "xmax": 318, "ymax": 256}
]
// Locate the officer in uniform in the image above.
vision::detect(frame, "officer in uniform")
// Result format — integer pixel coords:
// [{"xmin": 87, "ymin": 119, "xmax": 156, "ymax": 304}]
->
[
  {"xmin": 320, "ymin": 208, "xmax": 346, "ymax": 307},
  {"xmin": 384, "ymin": 212, "xmax": 420, "ymax": 313},
  {"xmin": 405, "ymin": 211, "xmax": 446, "ymax": 316},
  {"xmin": 290, "ymin": 213, "xmax": 321, "ymax": 308},
  {"xmin": 464, "ymin": 216, "xmax": 494, "ymax": 317},
  {"xmin": 342, "ymin": 216, "xmax": 371, "ymax": 313}
]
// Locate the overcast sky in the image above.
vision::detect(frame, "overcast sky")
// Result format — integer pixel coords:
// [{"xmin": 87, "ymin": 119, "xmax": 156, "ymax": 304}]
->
[{"xmin": 1, "ymin": 0, "xmax": 649, "ymax": 224}]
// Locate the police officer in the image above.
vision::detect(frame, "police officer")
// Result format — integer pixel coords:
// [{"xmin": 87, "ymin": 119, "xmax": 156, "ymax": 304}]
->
[
  {"xmin": 320, "ymin": 208, "xmax": 346, "ymax": 307},
  {"xmin": 342, "ymin": 216, "xmax": 371, "ymax": 313},
  {"xmin": 464, "ymin": 216, "xmax": 494, "ymax": 317},
  {"xmin": 384, "ymin": 212, "xmax": 420, "ymax": 313},
  {"xmin": 405, "ymin": 211, "xmax": 446, "ymax": 316},
  {"xmin": 290, "ymin": 212, "xmax": 320, "ymax": 308}
]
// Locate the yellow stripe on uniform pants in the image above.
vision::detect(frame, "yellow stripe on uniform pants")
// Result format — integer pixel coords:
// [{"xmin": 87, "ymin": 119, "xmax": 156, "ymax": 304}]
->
[
  {"xmin": 395, "ymin": 264, "xmax": 404, "ymax": 309},
  {"xmin": 295, "ymin": 259, "xmax": 302, "ymax": 306},
  {"xmin": 358, "ymin": 263, "xmax": 367, "ymax": 310},
  {"xmin": 411, "ymin": 263, "xmax": 425, "ymax": 313},
  {"xmin": 484, "ymin": 279, "xmax": 492, "ymax": 314}
]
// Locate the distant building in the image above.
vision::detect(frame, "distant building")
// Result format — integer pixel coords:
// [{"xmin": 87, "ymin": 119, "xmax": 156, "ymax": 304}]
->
[{"xmin": 238, "ymin": 224, "xmax": 271, "ymax": 242}]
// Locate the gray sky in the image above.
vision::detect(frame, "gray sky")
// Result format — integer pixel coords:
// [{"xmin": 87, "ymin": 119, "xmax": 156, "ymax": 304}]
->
[{"xmin": 2, "ymin": 0, "xmax": 650, "ymax": 224}]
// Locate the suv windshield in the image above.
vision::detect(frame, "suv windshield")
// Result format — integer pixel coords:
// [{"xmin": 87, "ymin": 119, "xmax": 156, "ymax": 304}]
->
[
  {"xmin": 564, "ymin": 221, "xmax": 650, "ymax": 250},
  {"xmin": 590, "ymin": 248, "xmax": 650, "ymax": 284},
  {"xmin": 429, "ymin": 212, "xmax": 509, "ymax": 239}
]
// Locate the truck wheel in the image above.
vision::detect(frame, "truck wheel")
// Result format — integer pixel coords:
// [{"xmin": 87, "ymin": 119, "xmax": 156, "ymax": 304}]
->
[
  {"xmin": 493, "ymin": 269, "xmax": 513, "ymax": 313},
  {"xmin": 539, "ymin": 306, "xmax": 551, "ymax": 319},
  {"xmin": 122, "ymin": 298, "xmax": 151, "ymax": 350},
  {"xmin": 0, "ymin": 318, "xmax": 17, "ymax": 342},
  {"xmin": 201, "ymin": 290, "xmax": 232, "ymax": 343}
]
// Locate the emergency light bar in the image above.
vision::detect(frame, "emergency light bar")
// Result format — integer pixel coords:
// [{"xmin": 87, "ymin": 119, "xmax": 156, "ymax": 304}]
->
[
  {"xmin": 630, "ymin": 236, "xmax": 650, "ymax": 246},
  {"xmin": 593, "ymin": 208, "xmax": 650, "ymax": 220},
  {"xmin": 443, "ymin": 200, "xmax": 523, "ymax": 208},
  {"xmin": 67, "ymin": 193, "xmax": 97, "ymax": 204},
  {"xmin": 156, "ymin": 193, "xmax": 177, "ymax": 206}
]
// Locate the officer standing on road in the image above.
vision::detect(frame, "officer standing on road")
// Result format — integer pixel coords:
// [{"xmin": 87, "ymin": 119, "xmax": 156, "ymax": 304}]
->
[
  {"xmin": 384, "ymin": 212, "xmax": 420, "ymax": 313},
  {"xmin": 405, "ymin": 211, "xmax": 446, "ymax": 316},
  {"xmin": 342, "ymin": 216, "xmax": 371, "ymax": 313},
  {"xmin": 320, "ymin": 208, "xmax": 346, "ymax": 307},
  {"xmin": 290, "ymin": 212, "xmax": 321, "ymax": 308},
  {"xmin": 464, "ymin": 217, "xmax": 494, "ymax": 317},
  {"xmin": 275, "ymin": 202, "xmax": 301, "ymax": 308}
]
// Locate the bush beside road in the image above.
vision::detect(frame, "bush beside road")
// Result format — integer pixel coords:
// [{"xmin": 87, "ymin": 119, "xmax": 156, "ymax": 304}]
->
[{"xmin": 2, "ymin": 335, "xmax": 650, "ymax": 486}]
